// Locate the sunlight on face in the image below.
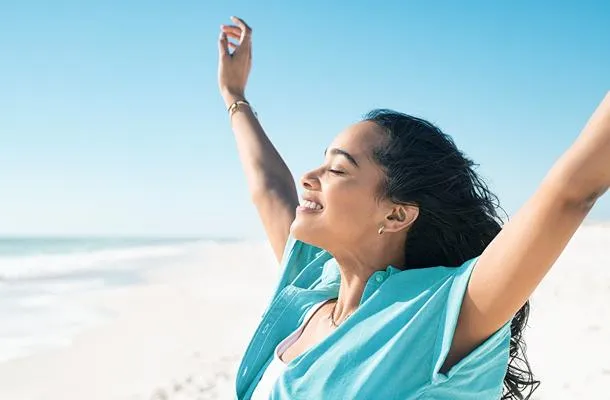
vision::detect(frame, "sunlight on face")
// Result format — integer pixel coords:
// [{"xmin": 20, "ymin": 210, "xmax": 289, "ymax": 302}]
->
[{"xmin": 290, "ymin": 121, "xmax": 390, "ymax": 250}]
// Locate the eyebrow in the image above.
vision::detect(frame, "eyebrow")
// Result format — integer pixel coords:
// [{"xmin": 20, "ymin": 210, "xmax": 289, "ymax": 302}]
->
[{"xmin": 323, "ymin": 147, "xmax": 360, "ymax": 168}]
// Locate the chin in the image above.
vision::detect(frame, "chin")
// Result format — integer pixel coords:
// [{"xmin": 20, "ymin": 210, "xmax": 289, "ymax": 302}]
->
[{"xmin": 290, "ymin": 219, "xmax": 325, "ymax": 249}]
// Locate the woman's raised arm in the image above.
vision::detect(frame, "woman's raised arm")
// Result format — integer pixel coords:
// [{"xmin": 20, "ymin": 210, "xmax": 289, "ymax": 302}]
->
[
  {"xmin": 443, "ymin": 91, "xmax": 610, "ymax": 373},
  {"xmin": 218, "ymin": 17, "xmax": 298, "ymax": 263}
]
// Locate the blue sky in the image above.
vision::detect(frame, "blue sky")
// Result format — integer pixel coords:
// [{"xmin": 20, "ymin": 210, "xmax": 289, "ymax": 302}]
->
[{"xmin": 2, "ymin": 1, "xmax": 609, "ymax": 238}]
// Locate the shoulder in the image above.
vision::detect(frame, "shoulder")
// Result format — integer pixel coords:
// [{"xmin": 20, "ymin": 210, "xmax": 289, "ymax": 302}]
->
[{"xmin": 381, "ymin": 257, "xmax": 477, "ymax": 298}]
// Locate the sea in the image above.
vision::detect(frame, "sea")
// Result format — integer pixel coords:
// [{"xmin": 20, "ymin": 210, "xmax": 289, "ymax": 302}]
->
[{"xmin": 0, "ymin": 236, "xmax": 215, "ymax": 363}]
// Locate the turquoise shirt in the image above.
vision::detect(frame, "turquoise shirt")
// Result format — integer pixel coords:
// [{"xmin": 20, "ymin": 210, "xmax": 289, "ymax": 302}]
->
[{"xmin": 235, "ymin": 236, "xmax": 512, "ymax": 399}]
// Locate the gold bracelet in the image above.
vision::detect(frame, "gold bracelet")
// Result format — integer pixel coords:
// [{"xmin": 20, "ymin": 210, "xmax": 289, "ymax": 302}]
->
[{"xmin": 227, "ymin": 99, "xmax": 258, "ymax": 119}]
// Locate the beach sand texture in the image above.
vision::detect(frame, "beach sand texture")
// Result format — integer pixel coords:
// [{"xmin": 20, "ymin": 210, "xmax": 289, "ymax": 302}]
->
[{"xmin": 0, "ymin": 225, "xmax": 608, "ymax": 399}]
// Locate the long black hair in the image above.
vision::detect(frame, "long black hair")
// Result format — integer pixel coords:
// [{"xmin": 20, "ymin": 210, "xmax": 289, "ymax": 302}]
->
[{"xmin": 364, "ymin": 109, "xmax": 540, "ymax": 399}]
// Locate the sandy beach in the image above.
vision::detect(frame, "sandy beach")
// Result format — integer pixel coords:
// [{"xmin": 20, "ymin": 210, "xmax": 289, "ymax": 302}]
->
[{"xmin": 0, "ymin": 225, "xmax": 609, "ymax": 399}]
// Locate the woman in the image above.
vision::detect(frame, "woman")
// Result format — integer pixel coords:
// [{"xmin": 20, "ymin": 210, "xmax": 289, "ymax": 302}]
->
[{"xmin": 218, "ymin": 16, "xmax": 610, "ymax": 400}]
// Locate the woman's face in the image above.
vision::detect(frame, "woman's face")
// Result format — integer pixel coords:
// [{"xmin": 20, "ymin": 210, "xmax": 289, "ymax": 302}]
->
[{"xmin": 290, "ymin": 121, "xmax": 392, "ymax": 251}]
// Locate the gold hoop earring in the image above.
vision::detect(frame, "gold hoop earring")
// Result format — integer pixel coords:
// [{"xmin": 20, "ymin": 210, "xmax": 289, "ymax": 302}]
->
[{"xmin": 378, "ymin": 226, "xmax": 385, "ymax": 235}]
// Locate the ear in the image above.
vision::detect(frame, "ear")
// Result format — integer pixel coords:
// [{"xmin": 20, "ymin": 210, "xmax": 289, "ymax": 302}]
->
[{"xmin": 384, "ymin": 204, "xmax": 419, "ymax": 233}]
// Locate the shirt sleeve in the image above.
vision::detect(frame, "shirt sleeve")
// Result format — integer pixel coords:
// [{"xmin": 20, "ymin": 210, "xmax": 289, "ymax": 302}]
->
[{"xmin": 428, "ymin": 256, "xmax": 512, "ymax": 395}]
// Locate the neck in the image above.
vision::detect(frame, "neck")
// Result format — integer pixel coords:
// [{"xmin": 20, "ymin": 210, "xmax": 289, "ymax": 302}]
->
[
  {"xmin": 328, "ymin": 235, "xmax": 406, "ymax": 324},
  {"xmin": 330, "ymin": 278, "xmax": 365, "ymax": 325}
]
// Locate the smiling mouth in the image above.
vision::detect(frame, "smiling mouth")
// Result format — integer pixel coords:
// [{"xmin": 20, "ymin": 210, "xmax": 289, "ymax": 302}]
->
[
  {"xmin": 299, "ymin": 199, "xmax": 324, "ymax": 211},
  {"xmin": 297, "ymin": 205, "xmax": 323, "ymax": 214}
]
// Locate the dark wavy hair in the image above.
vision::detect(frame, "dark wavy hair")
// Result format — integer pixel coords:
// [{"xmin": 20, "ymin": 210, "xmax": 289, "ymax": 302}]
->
[{"xmin": 364, "ymin": 109, "xmax": 540, "ymax": 399}]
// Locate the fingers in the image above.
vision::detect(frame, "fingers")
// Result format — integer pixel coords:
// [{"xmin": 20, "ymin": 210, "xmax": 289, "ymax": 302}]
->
[
  {"xmin": 218, "ymin": 31, "xmax": 229, "ymax": 57},
  {"xmin": 230, "ymin": 16, "xmax": 252, "ymax": 52},
  {"xmin": 219, "ymin": 17, "xmax": 252, "ymax": 57},
  {"xmin": 221, "ymin": 25, "xmax": 241, "ymax": 38},
  {"xmin": 230, "ymin": 16, "xmax": 252, "ymax": 42},
  {"xmin": 219, "ymin": 27, "xmax": 239, "ymax": 55},
  {"xmin": 220, "ymin": 25, "xmax": 241, "ymax": 44}
]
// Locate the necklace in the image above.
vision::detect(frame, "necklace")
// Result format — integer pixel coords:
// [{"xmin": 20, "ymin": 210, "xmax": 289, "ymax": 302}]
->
[{"xmin": 328, "ymin": 300, "xmax": 354, "ymax": 328}]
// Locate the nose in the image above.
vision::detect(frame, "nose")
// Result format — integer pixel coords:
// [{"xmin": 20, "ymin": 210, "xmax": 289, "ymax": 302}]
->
[{"xmin": 300, "ymin": 168, "xmax": 321, "ymax": 191}]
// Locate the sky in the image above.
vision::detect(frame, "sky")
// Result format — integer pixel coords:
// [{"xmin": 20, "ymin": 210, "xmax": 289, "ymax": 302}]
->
[{"xmin": 1, "ymin": 1, "xmax": 609, "ymax": 239}]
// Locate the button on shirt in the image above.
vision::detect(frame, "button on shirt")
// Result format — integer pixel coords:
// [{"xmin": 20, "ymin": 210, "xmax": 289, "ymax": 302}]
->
[{"xmin": 234, "ymin": 236, "xmax": 512, "ymax": 399}]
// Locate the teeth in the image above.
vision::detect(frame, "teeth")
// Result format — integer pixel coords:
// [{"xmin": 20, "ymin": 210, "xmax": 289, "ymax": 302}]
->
[{"xmin": 302, "ymin": 199, "xmax": 322, "ymax": 210}]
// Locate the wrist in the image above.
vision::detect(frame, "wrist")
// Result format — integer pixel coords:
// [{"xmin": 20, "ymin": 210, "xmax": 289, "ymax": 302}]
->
[{"xmin": 222, "ymin": 91, "xmax": 246, "ymax": 108}]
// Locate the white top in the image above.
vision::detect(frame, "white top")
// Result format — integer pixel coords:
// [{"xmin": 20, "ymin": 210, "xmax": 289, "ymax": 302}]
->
[{"xmin": 250, "ymin": 299, "xmax": 329, "ymax": 400}]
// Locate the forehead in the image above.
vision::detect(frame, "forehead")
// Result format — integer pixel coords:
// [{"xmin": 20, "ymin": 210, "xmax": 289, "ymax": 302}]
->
[{"xmin": 328, "ymin": 121, "xmax": 386, "ymax": 160}]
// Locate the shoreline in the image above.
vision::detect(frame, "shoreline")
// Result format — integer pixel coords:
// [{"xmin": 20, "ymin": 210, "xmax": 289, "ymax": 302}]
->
[
  {"xmin": 0, "ymin": 240, "xmax": 277, "ymax": 400},
  {"xmin": 0, "ymin": 228, "xmax": 608, "ymax": 398}
]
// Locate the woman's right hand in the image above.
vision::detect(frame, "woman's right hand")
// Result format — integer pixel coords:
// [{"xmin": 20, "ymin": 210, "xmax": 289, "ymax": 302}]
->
[{"xmin": 217, "ymin": 16, "xmax": 253, "ymax": 107}]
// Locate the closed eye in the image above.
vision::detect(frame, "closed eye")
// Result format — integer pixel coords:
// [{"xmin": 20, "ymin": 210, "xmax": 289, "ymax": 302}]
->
[{"xmin": 328, "ymin": 169, "xmax": 345, "ymax": 175}]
